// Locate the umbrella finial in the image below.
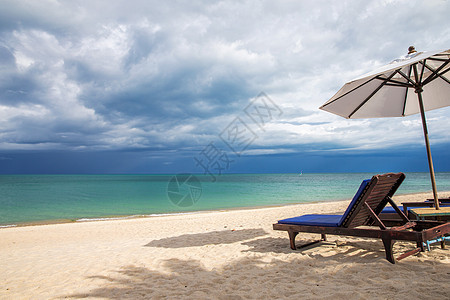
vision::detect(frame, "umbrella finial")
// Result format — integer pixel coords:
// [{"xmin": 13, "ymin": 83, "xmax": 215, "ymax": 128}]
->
[{"xmin": 408, "ymin": 46, "xmax": 417, "ymax": 54}]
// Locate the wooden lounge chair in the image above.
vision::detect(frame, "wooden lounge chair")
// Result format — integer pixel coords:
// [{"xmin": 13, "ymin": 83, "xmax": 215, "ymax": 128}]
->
[
  {"xmin": 273, "ymin": 173, "xmax": 450, "ymax": 264},
  {"xmin": 403, "ymin": 199, "xmax": 450, "ymax": 214},
  {"xmin": 426, "ymin": 197, "xmax": 450, "ymax": 203},
  {"xmin": 381, "ymin": 200, "xmax": 450, "ymax": 221}
]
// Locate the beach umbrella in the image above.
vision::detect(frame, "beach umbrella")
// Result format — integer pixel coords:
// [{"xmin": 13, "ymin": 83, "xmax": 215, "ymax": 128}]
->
[{"xmin": 320, "ymin": 46, "xmax": 450, "ymax": 209}]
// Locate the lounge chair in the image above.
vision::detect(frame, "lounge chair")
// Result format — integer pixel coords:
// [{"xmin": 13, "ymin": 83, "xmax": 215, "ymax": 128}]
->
[
  {"xmin": 403, "ymin": 199, "xmax": 450, "ymax": 212},
  {"xmin": 381, "ymin": 200, "xmax": 450, "ymax": 221},
  {"xmin": 273, "ymin": 173, "xmax": 450, "ymax": 264},
  {"xmin": 426, "ymin": 197, "xmax": 450, "ymax": 203}
]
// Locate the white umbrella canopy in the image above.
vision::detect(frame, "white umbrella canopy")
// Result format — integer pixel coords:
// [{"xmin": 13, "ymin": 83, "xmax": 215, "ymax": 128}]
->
[{"xmin": 320, "ymin": 47, "xmax": 450, "ymax": 209}]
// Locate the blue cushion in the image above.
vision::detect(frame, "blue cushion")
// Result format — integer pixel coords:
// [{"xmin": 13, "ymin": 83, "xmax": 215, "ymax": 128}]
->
[
  {"xmin": 338, "ymin": 179, "xmax": 371, "ymax": 226},
  {"xmin": 278, "ymin": 214, "xmax": 342, "ymax": 227},
  {"xmin": 381, "ymin": 206, "xmax": 402, "ymax": 213},
  {"xmin": 277, "ymin": 179, "xmax": 371, "ymax": 228}
]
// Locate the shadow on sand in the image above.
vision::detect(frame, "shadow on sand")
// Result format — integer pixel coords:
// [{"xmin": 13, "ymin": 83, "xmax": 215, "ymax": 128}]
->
[
  {"xmin": 65, "ymin": 229, "xmax": 449, "ymax": 299},
  {"xmin": 145, "ymin": 228, "xmax": 268, "ymax": 248},
  {"xmin": 65, "ymin": 248, "xmax": 449, "ymax": 299}
]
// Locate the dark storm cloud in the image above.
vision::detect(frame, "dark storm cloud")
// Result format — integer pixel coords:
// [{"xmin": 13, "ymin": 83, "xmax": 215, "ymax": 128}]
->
[{"xmin": 0, "ymin": 0, "xmax": 449, "ymax": 171}]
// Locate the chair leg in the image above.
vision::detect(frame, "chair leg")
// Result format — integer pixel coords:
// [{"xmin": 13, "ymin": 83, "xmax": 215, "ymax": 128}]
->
[
  {"xmin": 417, "ymin": 241, "xmax": 425, "ymax": 252},
  {"xmin": 288, "ymin": 231, "xmax": 298, "ymax": 250},
  {"xmin": 382, "ymin": 238, "xmax": 395, "ymax": 264}
]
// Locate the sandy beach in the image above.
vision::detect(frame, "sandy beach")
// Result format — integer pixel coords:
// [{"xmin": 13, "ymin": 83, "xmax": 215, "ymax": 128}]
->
[{"xmin": 1, "ymin": 191, "xmax": 449, "ymax": 299}]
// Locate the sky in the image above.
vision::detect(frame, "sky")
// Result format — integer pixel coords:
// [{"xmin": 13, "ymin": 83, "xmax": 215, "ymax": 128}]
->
[{"xmin": 0, "ymin": 0, "xmax": 449, "ymax": 174}]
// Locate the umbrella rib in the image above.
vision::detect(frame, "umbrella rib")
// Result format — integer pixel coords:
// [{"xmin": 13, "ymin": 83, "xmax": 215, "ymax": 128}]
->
[
  {"xmin": 419, "ymin": 59, "xmax": 426, "ymax": 83},
  {"xmin": 382, "ymin": 77, "xmax": 412, "ymax": 88},
  {"xmin": 421, "ymin": 63, "xmax": 450, "ymax": 86},
  {"xmin": 427, "ymin": 57, "xmax": 449, "ymax": 62},
  {"xmin": 421, "ymin": 59, "xmax": 450, "ymax": 86},
  {"xmin": 402, "ymin": 66, "xmax": 413, "ymax": 116},
  {"xmin": 348, "ymin": 70, "xmax": 399, "ymax": 118},
  {"xmin": 413, "ymin": 64, "xmax": 421, "ymax": 87},
  {"xmin": 432, "ymin": 67, "xmax": 450, "ymax": 85},
  {"xmin": 420, "ymin": 59, "xmax": 450, "ymax": 84},
  {"xmin": 437, "ymin": 67, "xmax": 450, "ymax": 84},
  {"xmin": 320, "ymin": 77, "xmax": 379, "ymax": 108},
  {"xmin": 396, "ymin": 69, "xmax": 418, "ymax": 86},
  {"xmin": 375, "ymin": 70, "xmax": 413, "ymax": 88},
  {"xmin": 384, "ymin": 82, "xmax": 410, "ymax": 88}
]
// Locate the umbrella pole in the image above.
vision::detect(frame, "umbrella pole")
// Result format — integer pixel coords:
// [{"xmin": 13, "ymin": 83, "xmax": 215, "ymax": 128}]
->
[{"xmin": 416, "ymin": 88, "xmax": 440, "ymax": 210}]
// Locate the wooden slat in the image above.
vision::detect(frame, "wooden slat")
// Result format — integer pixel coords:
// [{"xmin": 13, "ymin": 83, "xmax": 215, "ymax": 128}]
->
[
  {"xmin": 392, "ymin": 222, "xmax": 417, "ymax": 231},
  {"xmin": 410, "ymin": 207, "xmax": 450, "ymax": 217},
  {"xmin": 345, "ymin": 173, "xmax": 405, "ymax": 228},
  {"xmin": 397, "ymin": 248, "xmax": 422, "ymax": 261}
]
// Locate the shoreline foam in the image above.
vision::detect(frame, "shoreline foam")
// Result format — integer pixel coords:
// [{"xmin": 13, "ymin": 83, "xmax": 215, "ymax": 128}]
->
[{"xmin": 1, "ymin": 190, "xmax": 449, "ymax": 229}]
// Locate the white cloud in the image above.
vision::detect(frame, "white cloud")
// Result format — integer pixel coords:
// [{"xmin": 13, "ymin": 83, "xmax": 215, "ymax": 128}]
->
[{"xmin": 0, "ymin": 0, "xmax": 449, "ymax": 156}]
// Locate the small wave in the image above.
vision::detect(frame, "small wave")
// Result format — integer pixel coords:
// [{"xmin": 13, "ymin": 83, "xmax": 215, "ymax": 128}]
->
[
  {"xmin": 143, "ymin": 212, "xmax": 199, "ymax": 217},
  {"xmin": 75, "ymin": 211, "xmax": 201, "ymax": 222},
  {"xmin": 0, "ymin": 224, "xmax": 17, "ymax": 228},
  {"xmin": 76, "ymin": 215, "xmax": 141, "ymax": 222}
]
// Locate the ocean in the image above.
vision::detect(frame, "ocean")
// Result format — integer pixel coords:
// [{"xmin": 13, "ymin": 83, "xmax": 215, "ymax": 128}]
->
[{"xmin": 1, "ymin": 172, "xmax": 450, "ymax": 226}]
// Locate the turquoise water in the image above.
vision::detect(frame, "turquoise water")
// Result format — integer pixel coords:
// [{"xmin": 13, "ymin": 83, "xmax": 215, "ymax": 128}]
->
[{"xmin": 1, "ymin": 173, "xmax": 450, "ymax": 226}]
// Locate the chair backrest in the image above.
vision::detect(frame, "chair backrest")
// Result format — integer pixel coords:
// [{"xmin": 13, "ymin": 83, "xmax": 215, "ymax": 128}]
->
[{"xmin": 340, "ymin": 173, "xmax": 405, "ymax": 228}]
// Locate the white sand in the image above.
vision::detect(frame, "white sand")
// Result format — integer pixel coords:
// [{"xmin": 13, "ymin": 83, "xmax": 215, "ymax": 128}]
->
[{"xmin": 0, "ymin": 191, "xmax": 449, "ymax": 299}]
